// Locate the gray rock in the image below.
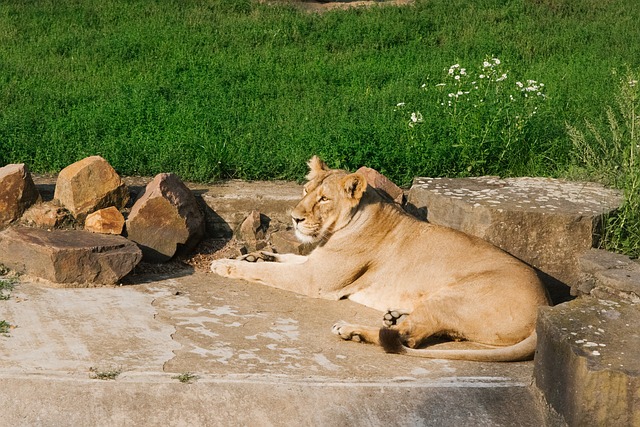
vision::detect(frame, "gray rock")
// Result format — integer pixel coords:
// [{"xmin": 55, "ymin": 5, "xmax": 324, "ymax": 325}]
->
[
  {"xmin": 0, "ymin": 164, "xmax": 41, "ymax": 229},
  {"xmin": 407, "ymin": 176, "xmax": 623, "ymax": 289},
  {"xmin": 53, "ymin": 156, "xmax": 129, "ymax": 222},
  {"xmin": 126, "ymin": 173, "xmax": 205, "ymax": 262},
  {"xmin": 578, "ymin": 249, "xmax": 640, "ymax": 301},
  {"xmin": 534, "ymin": 296, "xmax": 640, "ymax": 426},
  {"xmin": 0, "ymin": 226, "xmax": 141, "ymax": 286},
  {"xmin": 200, "ymin": 180, "xmax": 302, "ymax": 238}
]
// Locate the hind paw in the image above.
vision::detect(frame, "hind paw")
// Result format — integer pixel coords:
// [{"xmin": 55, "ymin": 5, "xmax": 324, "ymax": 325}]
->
[
  {"xmin": 331, "ymin": 321, "xmax": 363, "ymax": 343},
  {"xmin": 383, "ymin": 310, "xmax": 409, "ymax": 328}
]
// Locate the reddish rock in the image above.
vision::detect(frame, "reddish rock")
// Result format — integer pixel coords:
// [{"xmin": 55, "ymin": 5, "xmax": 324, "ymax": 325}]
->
[
  {"xmin": 356, "ymin": 167, "xmax": 404, "ymax": 204},
  {"xmin": 20, "ymin": 201, "xmax": 74, "ymax": 229},
  {"xmin": 0, "ymin": 226, "xmax": 142, "ymax": 286},
  {"xmin": 54, "ymin": 156, "xmax": 129, "ymax": 222},
  {"xmin": 84, "ymin": 207, "xmax": 125, "ymax": 235},
  {"xmin": 0, "ymin": 164, "xmax": 41, "ymax": 228},
  {"xmin": 126, "ymin": 173, "xmax": 205, "ymax": 262}
]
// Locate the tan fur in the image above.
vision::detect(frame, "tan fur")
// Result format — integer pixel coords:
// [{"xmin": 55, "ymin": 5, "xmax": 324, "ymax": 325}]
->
[{"xmin": 211, "ymin": 156, "xmax": 551, "ymax": 361}]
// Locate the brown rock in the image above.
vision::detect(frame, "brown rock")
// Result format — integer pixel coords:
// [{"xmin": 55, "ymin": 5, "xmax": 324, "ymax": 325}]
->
[
  {"xmin": 270, "ymin": 229, "xmax": 315, "ymax": 255},
  {"xmin": 0, "ymin": 226, "xmax": 142, "ymax": 286},
  {"xmin": 20, "ymin": 201, "xmax": 74, "ymax": 229},
  {"xmin": 0, "ymin": 164, "xmax": 41, "ymax": 228},
  {"xmin": 84, "ymin": 207, "xmax": 125, "ymax": 235},
  {"xmin": 356, "ymin": 166, "xmax": 404, "ymax": 204},
  {"xmin": 53, "ymin": 156, "xmax": 129, "ymax": 222},
  {"xmin": 235, "ymin": 210, "xmax": 266, "ymax": 252},
  {"xmin": 407, "ymin": 177, "xmax": 623, "ymax": 291},
  {"xmin": 126, "ymin": 173, "xmax": 205, "ymax": 262}
]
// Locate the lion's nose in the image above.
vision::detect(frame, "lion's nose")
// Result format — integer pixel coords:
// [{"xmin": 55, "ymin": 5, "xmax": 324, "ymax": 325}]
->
[{"xmin": 292, "ymin": 214, "xmax": 305, "ymax": 225}]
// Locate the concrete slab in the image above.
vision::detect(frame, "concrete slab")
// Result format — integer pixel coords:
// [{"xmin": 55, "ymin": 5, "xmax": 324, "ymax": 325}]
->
[{"xmin": 0, "ymin": 272, "xmax": 558, "ymax": 426}]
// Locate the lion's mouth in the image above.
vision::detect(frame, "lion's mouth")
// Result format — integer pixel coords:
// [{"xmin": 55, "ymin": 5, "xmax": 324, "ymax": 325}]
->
[{"xmin": 293, "ymin": 223, "xmax": 319, "ymax": 244}]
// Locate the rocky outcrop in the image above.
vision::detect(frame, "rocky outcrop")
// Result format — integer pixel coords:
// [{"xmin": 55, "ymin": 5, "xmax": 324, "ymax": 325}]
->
[
  {"xmin": 0, "ymin": 226, "xmax": 142, "ymax": 286},
  {"xmin": 407, "ymin": 177, "xmax": 623, "ymax": 290},
  {"xmin": 126, "ymin": 173, "xmax": 205, "ymax": 262},
  {"xmin": 84, "ymin": 207, "xmax": 125, "ymax": 235},
  {"xmin": 0, "ymin": 164, "xmax": 41, "ymax": 229},
  {"xmin": 54, "ymin": 156, "xmax": 129, "ymax": 222}
]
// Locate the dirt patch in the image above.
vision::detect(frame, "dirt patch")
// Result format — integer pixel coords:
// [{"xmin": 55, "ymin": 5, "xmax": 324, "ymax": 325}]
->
[{"xmin": 267, "ymin": 0, "xmax": 414, "ymax": 13}]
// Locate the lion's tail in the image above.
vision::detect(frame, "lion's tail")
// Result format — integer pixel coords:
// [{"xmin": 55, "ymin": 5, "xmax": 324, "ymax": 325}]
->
[{"xmin": 379, "ymin": 328, "xmax": 537, "ymax": 362}]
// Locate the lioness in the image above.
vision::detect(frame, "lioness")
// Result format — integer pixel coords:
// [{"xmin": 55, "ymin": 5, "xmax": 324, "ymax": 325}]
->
[{"xmin": 210, "ymin": 156, "xmax": 550, "ymax": 361}]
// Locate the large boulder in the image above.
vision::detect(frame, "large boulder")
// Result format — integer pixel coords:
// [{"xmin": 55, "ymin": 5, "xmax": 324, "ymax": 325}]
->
[
  {"xmin": 407, "ymin": 177, "xmax": 623, "ymax": 290},
  {"xmin": 126, "ymin": 173, "xmax": 205, "ymax": 262},
  {"xmin": 0, "ymin": 226, "xmax": 141, "ymax": 286},
  {"xmin": 0, "ymin": 164, "xmax": 41, "ymax": 229},
  {"xmin": 54, "ymin": 156, "xmax": 129, "ymax": 222}
]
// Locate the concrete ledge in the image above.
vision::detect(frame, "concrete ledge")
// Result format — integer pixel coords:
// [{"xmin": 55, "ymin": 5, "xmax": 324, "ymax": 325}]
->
[
  {"xmin": 1, "ymin": 374, "xmax": 549, "ymax": 427},
  {"xmin": 534, "ymin": 297, "xmax": 640, "ymax": 426}
]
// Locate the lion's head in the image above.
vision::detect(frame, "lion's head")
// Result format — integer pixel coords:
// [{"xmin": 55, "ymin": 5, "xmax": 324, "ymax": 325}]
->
[{"xmin": 291, "ymin": 156, "xmax": 368, "ymax": 244}]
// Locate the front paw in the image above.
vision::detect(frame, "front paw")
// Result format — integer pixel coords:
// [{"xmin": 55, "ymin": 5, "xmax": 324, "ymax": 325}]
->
[
  {"xmin": 239, "ymin": 251, "xmax": 277, "ymax": 263},
  {"xmin": 331, "ymin": 320, "xmax": 363, "ymax": 343},
  {"xmin": 210, "ymin": 259, "xmax": 239, "ymax": 278}
]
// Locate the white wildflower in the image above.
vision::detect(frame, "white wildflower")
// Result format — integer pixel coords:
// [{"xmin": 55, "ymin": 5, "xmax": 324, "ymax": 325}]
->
[
  {"xmin": 454, "ymin": 75, "xmax": 460, "ymax": 80},
  {"xmin": 492, "ymin": 58, "xmax": 501, "ymax": 65},
  {"xmin": 479, "ymin": 74, "xmax": 486, "ymax": 79},
  {"xmin": 516, "ymin": 81, "xmax": 524, "ymax": 88},
  {"xmin": 630, "ymin": 80, "xmax": 638, "ymax": 87},
  {"xmin": 435, "ymin": 83, "xmax": 446, "ymax": 87},
  {"xmin": 496, "ymin": 73, "xmax": 507, "ymax": 82},
  {"xmin": 409, "ymin": 111, "xmax": 424, "ymax": 127},
  {"xmin": 483, "ymin": 61, "xmax": 491, "ymax": 68},
  {"xmin": 396, "ymin": 102, "xmax": 406, "ymax": 107}
]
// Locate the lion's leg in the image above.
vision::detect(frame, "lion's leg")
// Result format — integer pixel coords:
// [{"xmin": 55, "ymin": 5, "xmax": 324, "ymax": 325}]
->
[
  {"xmin": 382, "ymin": 305, "xmax": 444, "ymax": 349},
  {"xmin": 331, "ymin": 320, "xmax": 381, "ymax": 345}
]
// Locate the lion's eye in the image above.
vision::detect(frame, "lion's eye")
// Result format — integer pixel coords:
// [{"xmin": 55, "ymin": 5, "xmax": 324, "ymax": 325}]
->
[{"xmin": 319, "ymin": 195, "xmax": 329, "ymax": 202}]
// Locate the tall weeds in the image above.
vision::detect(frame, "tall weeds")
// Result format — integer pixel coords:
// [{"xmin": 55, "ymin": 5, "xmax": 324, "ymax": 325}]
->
[{"xmin": 567, "ymin": 69, "xmax": 640, "ymax": 257}]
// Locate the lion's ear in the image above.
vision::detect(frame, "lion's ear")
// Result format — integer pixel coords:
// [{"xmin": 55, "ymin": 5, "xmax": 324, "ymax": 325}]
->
[
  {"xmin": 341, "ymin": 173, "xmax": 367, "ymax": 201},
  {"xmin": 306, "ymin": 156, "xmax": 329, "ymax": 181}
]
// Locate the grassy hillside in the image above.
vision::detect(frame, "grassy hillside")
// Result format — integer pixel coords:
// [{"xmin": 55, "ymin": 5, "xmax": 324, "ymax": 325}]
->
[{"xmin": 0, "ymin": 0, "xmax": 638, "ymax": 254}]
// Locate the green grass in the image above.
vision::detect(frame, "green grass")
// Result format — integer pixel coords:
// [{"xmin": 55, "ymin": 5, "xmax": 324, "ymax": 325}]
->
[
  {"xmin": 89, "ymin": 366, "xmax": 121, "ymax": 380},
  {"xmin": 0, "ymin": 0, "xmax": 639, "ymax": 255},
  {"xmin": 0, "ymin": 320, "xmax": 12, "ymax": 336},
  {"xmin": 172, "ymin": 372, "xmax": 199, "ymax": 384}
]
